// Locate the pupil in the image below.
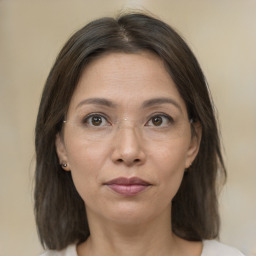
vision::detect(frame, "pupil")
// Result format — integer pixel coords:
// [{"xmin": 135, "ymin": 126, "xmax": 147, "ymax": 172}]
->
[
  {"xmin": 153, "ymin": 116, "xmax": 162, "ymax": 126},
  {"xmin": 92, "ymin": 116, "xmax": 102, "ymax": 126}
]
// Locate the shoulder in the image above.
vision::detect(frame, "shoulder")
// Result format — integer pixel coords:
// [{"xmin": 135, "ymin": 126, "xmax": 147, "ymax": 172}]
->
[
  {"xmin": 202, "ymin": 240, "xmax": 245, "ymax": 256},
  {"xmin": 39, "ymin": 244, "xmax": 77, "ymax": 256}
]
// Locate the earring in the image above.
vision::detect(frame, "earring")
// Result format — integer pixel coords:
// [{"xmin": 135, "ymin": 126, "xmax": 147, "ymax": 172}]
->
[{"xmin": 61, "ymin": 163, "xmax": 67, "ymax": 168}]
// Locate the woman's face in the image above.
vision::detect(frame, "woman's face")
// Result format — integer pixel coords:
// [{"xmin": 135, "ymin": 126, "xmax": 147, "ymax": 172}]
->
[{"xmin": 56, "ymin": 52, "xmax": 201, "ymax": 225}]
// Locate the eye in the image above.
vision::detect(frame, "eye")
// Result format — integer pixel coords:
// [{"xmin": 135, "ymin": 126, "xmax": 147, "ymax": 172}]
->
[
  {"xmin": 146, "ymin": 114, "xmax": 173, "ymax": 127},
  {"xmin": 83, "ymin": 114, "xmax": 110, "ymax": 127}
]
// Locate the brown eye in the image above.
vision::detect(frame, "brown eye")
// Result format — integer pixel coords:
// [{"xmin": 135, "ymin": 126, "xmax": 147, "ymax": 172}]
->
[
  {"xmin": 152, "ymin": 116, "xmax": 163, "ymax": 126},
  {"xmin": 84, "ymin": 114, "xmax": 109, "ymax": 127},
  {"xmin": 91, "ymin": 116, "xmax": 102, "ymax": 126},
  {"xmin": 146, "ymin": 114, "xmax": 173, "ymax": 127}
]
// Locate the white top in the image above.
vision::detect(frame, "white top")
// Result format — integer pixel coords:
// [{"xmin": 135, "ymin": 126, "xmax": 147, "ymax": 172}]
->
[
  {"xmin": 40, "ymin": 240, "xmax": 245, "ymax": 256},
  {"xmin": 201, "ymin": 240, "xmax": 245, "ymax": 256}
]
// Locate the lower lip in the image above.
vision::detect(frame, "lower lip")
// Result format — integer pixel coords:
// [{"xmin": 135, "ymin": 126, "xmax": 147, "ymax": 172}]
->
[{"xmin": 106, "ymin": 184, "xmax": 149, "ymax": 196}]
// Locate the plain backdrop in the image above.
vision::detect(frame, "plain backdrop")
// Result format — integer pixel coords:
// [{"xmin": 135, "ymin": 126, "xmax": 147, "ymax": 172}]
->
[{"xmin": 0, "ymin": 0, "xmax": 255, "ymax": 255}]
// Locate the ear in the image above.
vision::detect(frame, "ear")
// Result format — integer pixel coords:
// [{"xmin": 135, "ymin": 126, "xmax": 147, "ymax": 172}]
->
[
  {"xmin": 185, "ymin": 122, "xmax": 202, "ymax": 168},
  {"xmin": 55, "ymin": 133, "xmax": 70, "ymax": 171}
]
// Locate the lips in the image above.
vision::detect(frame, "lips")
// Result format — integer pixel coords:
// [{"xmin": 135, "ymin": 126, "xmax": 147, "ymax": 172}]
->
[{"xmin": 104, "ymin": 177, "xmax": 151, "ymax": 196}]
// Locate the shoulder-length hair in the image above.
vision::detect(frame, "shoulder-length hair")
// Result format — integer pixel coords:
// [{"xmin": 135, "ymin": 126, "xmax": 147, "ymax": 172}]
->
[{"xmin": 35, "ymin": 12, "xmax": 226, "ymax": 250}]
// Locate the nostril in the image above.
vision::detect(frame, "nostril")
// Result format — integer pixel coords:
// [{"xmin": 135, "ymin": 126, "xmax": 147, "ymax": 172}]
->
[{"xmin": 116, "ymin": 158, "xmax": 140, "ymax": 164}]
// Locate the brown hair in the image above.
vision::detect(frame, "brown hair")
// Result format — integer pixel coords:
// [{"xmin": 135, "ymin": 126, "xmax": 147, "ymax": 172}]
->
[{"xmin": 35, "ymin": 12, "xmax": 226, "ymax": 250}]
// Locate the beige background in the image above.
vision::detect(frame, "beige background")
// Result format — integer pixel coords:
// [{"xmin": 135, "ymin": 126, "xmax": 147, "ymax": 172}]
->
[{"xmin": 0, "ymin": 0, "xmax": 255, "ymax": 255}]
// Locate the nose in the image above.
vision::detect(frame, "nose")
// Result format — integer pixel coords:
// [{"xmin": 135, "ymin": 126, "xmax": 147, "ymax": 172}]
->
[{"xmin": 111, "ymin": 126, "xmax": 146, "ymax": 166}]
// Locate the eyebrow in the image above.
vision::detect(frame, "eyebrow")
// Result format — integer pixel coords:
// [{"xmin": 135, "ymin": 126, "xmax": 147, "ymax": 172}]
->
[
  {"xmin": 76, "ymin": 97, "xmax": 181, "ymax": 111},
  {"xmin": 142, "ymin": 97, "xmax": 182, "ymax": 111},
  {"xmin": 76, "ymin": 98, "xmax": 117, "ymax": 109}
]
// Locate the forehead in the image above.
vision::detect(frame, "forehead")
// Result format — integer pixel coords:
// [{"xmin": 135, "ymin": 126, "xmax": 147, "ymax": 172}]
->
[{"xmin": 68, "ymin": 52, "xmax": 187, "ymax": 112}]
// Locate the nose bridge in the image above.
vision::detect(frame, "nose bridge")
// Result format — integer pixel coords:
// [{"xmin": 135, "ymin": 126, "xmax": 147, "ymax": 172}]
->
[
  {"xmin": 116, "ymin": 121, "xmax": 142, "ymax": 149},
  {"xmin": 112, "ymin": 119, "xmax": 145, "ymax": 165},
  {"xmin": 114, "ymin": 117, "xmax": 141, "ymax": 137},
  {"xmin": 116, "ymin": 117, "xmax": 134, "ymax": 128}
]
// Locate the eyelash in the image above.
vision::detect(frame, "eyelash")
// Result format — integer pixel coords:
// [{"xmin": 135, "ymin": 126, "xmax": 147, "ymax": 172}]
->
[
  {"xmin": 81, "ymin": 113, "xmax": 174, "ymax": 127},
  {"xmin": 146, "ymin": 113, "xmax": 174, "ymax": 127},
  {"xmin": 82, "ymin": 113, "xmax": 110, "ymax": 126}
]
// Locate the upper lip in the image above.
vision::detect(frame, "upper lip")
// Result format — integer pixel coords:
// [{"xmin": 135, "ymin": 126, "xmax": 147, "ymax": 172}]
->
[{"xmin": 104, "ymin": 177, "xmax": 151, "ymax": 186}]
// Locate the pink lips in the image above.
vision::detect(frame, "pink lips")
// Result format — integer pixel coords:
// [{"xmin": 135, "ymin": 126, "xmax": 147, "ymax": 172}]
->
[{"xmin": 104, "ymin": 177, "xmax": 151, "ymax": 196}]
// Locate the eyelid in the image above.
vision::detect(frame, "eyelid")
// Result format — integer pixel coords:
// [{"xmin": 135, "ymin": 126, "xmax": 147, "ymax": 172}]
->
[
  {"xmin": 82, "ymin": 112, "xmax": 111, "ymax": 125},
  {"xmin": 148, "ymin": 112, "xmax": 174, "ymax": 120},
  {"xmin": 145, "ymin": 113, "xmax": 174, "ymax": 126},
  {"xmin": 82, "ymin": 112, "xmax": 174, "ymax": 122}
]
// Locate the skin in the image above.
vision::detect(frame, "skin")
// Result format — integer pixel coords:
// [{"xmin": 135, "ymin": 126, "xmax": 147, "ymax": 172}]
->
[{"xmin": 56, "ymin": 52, "xmax": 202, "ymax": 256}]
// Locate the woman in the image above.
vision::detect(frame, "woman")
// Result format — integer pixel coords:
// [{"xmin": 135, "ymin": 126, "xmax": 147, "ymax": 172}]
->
[{"xmin": 35, "ymin": 12, "xmax": 244, "ymax": 256}]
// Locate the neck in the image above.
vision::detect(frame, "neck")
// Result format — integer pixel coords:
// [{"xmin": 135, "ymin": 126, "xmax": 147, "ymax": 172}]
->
[{"xmin": 77, "ymin": 207, "xmax": 183, "ymax": 256}]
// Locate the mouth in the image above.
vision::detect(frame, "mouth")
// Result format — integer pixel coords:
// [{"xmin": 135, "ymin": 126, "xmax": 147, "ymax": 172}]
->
[{"xmin": 103, "ymin": 177, "xmax": 152, "ymax": 196}]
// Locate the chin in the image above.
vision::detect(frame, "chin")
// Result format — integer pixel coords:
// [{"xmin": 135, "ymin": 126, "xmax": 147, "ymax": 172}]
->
[{"xmin": 101, "ymin": 201, "xmax": 168, "ymax": 226}]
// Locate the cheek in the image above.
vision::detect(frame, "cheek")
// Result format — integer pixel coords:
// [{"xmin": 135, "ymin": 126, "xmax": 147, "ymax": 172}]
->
[
  {"xmin": 65, "ymin": 139, "xmax": 109, "ymax": 200},
  {"xmin": 149, "ymin": 140, "xmax": 188, "ymax": 197},
  {"xmin": 65, "ymin": 135, "xmax": 108, "ymax": 169},
  {"xmin": 150, "ymin": 139, "xmax": 189, "ymax": 172}
]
